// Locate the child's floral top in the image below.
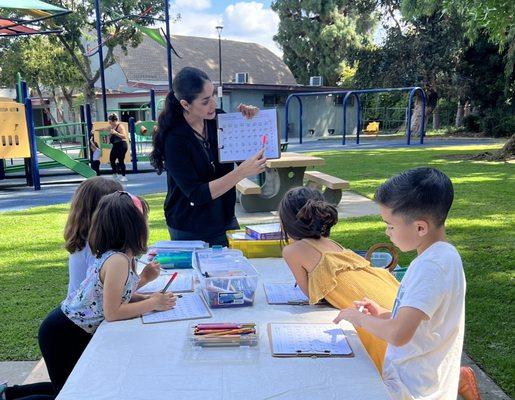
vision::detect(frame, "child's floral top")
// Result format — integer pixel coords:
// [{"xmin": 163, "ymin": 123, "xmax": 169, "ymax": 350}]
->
[{"xmin": 61, "ymin": 250, "xmax": 139, "ymax": 333}]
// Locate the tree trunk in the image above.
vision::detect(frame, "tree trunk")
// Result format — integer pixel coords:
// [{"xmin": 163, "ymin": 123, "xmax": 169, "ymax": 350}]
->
[
  {"xmin": 433, "ymin": 106, "xmax": 441, "ymax": 130},
  {"xmin": 84, "ymin": 83, "xmax": 97, "ymax": 121},
  {"xmin": 500, "ymin": 133, "xmax": 515, "ymax": 157},
  {"xmin": 455, "ymin": 101, "xmax": 464, "ymax": 127},
  {"xmin": 410, "ymin": 96, "xmax": 423, "ymax": 136},
  {"xmin": 410, "ymin": 95, "xmax": 435, "ymax": 136},
  {"xmin": 471, "ymin": 133, "xmax": 515, "ymax": 161},
  {"xmin": 464, "ymin": 101, "xmax": 471, "ymax": 118}
]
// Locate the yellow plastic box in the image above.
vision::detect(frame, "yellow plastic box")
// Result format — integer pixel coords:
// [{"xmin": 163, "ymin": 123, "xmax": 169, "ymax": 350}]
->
[{"xmin": 227, "ymin": 230, "xmax": 283, "ymax": 258}]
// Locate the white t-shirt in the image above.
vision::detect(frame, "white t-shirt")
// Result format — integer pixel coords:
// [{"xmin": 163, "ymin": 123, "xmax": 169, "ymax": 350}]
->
[
  {"xmin": 92, "ymin": 148, "xmax": 101, "ymax": 161},
  {"xmin": 67, "ymin": 243, "xmax": 97, "ymax": 297},
  {"xmin": 383, "ymin": 241, "xmax": 465, "ymax": 400}
]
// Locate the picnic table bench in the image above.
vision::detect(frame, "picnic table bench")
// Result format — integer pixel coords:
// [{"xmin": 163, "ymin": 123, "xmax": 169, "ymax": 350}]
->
[{"xmin": 236, "ymin": 152, "xmax": 349, "ymax": 212}]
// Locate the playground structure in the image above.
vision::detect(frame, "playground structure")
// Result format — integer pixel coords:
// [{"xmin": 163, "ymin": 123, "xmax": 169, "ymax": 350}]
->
[
  {"xmin": 284, "ymin": 87, "xmax": 426, "ymax": 145},
  {"xmin": 0, "ymin": 83, "xmax": 162, "ymax": 191},
  {"xmin": 0, "ymin": 79, "xmax": 96, "ymax": 190}
]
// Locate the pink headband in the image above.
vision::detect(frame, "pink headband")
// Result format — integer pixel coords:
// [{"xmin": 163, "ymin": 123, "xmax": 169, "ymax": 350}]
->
[
  {"xmin": 118, "ymin": 191, "xmax": 144, "ymax": 214},
  {"xmin": 130, "ymin": 194, "xmax": 144, "ymax": 214}
]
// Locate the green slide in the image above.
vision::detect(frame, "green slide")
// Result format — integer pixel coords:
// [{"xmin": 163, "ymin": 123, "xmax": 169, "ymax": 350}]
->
[{"xmin": 35, "ymin": 137, "xmax": 96, "ymax": 178}]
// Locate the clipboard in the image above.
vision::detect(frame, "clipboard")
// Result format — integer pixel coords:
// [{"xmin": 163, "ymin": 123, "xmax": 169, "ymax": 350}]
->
[
  {"xmin": 263, "ymin": 283, "xmax": 309, "ymax": 305},
  {"xmin": 217, "ymin": 109, "xmax": 281, "ymax": 163},
  {"xmin": 267, "ymin": 323, "xmax": 354, "ymax": 358},
  {"xmin": 137, "ymin": 273, "xmax": 194, "ymax": 294},
  {"xmin": 141, "ymin": 293, "xmax": 212, "ymax": 324}
]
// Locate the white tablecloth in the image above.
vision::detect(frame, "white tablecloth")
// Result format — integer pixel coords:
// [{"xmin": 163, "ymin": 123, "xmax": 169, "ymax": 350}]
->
[{"xmin": 57, "ymin": 258, "xmax": 390, "ymax": 400}]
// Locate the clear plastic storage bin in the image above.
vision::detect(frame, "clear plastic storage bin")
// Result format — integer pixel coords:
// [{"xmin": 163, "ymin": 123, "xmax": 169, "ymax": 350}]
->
[{"xmin": 195, "ymin": 248, "xmax": 259, "ymax": 308}]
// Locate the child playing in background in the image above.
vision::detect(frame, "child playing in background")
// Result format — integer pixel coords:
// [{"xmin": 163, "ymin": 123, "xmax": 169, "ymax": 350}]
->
[
  {"xmin": 278, "ymin": 187, "xmax": 400, "ymax": 372},
  {"xmin": 89, "ymin": 137, "xmax": 101, "ymax": 176},
  {"xmin": 43, "ymin": 191, "xmax": 177, "ymax": 395},
  {"xmin": 333, "ymin": 167, "xmax": 479, "ymax": 400},
  {"xmin": 64, "ymin": 177, "xmax": 160, "ymax": 298}
]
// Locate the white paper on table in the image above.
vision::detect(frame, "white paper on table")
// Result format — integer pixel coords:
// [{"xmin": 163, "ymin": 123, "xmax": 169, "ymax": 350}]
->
[
  {"xmin": 141, "ymin": 293, "xmax": 212, "ymax": 324},
  {"xmin": 137, "ymin": 273, "xmax": 194, "ymax": 293},
  {"xmin": 263, "ymin": 283, "xmax": 309, "ymax": 305},
  {"xmin": 269, "ymin": 323, "xmax": 353, "ymax": 356},
  {"xmin": 217, "ymin": 109, "xmax": 280, "ymax": 162}
]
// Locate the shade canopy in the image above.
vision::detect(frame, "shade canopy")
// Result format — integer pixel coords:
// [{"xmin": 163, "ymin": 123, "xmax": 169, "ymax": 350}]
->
[
  {"xmin": 0, "ymin": 0, "xmax": 68, "ymax": 12},
  {"xmin": 0, "ymin": 0, "xmax": 70, "ymax": 37}
]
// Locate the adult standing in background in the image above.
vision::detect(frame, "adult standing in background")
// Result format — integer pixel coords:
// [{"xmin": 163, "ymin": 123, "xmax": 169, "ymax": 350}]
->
[
  {"xmin": 107, "ymin": 113, "xmax": 128, "ymax": 182},
  {"xmin": 150, "ymin": 67, "xmax": 266, "ymax": 246}
]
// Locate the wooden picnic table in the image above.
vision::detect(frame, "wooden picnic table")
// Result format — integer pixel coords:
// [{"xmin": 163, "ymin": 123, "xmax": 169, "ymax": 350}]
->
[
  {"xmin": 57, "ymin": 258, "xmax": 390, "ymax": 400},
  {"xmin": 237, "ymin": 152, "xmax": 326, "ymax": 212}
]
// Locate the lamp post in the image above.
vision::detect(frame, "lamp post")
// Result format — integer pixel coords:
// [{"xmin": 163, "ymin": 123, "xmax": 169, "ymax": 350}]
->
[
  {"xmin": 216, "ymin": 25, "xmax": 223, "ymax": 110},
  {"xmin": 165, "ymin": 0, "xmax": 173, "ymax": 90},
  {"xmin": 94, "ymin": 0, "xmax": 108, "ymax": 121}
]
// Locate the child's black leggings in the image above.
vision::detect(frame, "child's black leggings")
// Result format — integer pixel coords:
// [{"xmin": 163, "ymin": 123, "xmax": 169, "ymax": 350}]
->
[
  {"xmin": 5, "ymin": 308, "xmax": 92, "ymax": 399},
  {"xmin": 109, "ymin": 141, "xmax": 128, "ymax": 176},
  {"xmin": 39, "ymin": 307, "xmax": 92, "ymax": 394}
]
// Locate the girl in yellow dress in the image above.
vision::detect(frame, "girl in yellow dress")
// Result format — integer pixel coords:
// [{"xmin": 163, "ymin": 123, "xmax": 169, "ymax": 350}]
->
[{"xmin": 279, "ymin": 187, "xmax": 400, "ymax": 373}]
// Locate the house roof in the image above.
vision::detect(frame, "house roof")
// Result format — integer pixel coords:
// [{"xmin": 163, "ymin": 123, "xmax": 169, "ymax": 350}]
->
[{"xmin": 113, "ymin": 34, "xmax": 297, "ymax": 86}]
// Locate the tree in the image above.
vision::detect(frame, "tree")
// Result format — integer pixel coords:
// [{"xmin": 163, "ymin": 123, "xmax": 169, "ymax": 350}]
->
[
  {"xmin": 0, "ymin": 36, "xmax": 84, "ymax": 127},
  {"xmin": 401, "ymin": 0, "xmax": 515, "ymax": 94},
  {"xmin": 271, "ymin": 0, "xmax": 377, "ymax": 86},
  {"xmin": 38, "ymin": 0, "xmax": 167, "ymax": 118},
  {"xmin": 354, "ymin": 11, "xmax": 466, "ymax": 132}
]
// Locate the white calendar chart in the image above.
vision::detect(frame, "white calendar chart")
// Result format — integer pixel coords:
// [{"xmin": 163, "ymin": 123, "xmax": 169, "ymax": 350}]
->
[
  {"xmin": 217, "ymin": 109, "xmax": 280, "ymax": 162},
  {"xmin": 268, "ymin": 323, "xmax": 354, "ymax": 357},
  {"xmin": 141, "ymin": 293, "xmax": 212, "ymax": 324}
]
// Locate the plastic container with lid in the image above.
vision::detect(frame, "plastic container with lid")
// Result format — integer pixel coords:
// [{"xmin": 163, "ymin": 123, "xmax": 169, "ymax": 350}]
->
[
  {"xmin": 146, "ymin": 240, "xmax": 208, "ymax": 269},
  {"xmin": 195, "ymin": 248, "xmax": 259, "ymax": 308}
]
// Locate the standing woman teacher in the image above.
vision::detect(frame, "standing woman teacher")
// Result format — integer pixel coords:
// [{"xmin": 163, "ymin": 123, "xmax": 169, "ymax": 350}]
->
[{"xmin": 150, "ymin": 67, "xmax": 266, "ymax": 246}]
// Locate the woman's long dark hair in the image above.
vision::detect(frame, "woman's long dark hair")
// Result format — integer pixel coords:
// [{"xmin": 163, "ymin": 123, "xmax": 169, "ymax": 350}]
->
[{"xmin": 150, "ymin": 67, "xmax": 211, "ymax": 174}]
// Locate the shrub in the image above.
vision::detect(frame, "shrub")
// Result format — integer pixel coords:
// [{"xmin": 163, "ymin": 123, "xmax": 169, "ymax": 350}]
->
[
  {"xmin": 463, "ymin": 114, "xmax": 481, "ymax": 132},
  {"xmin": 480, "ymin": 109, "xmax": 515, "ymax": 137}
]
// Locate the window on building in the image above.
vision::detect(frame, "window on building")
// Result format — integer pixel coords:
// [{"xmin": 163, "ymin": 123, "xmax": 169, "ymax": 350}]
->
[{"xmin": 263, "ymin": 94, "xmax": 288, "ymax": 107}]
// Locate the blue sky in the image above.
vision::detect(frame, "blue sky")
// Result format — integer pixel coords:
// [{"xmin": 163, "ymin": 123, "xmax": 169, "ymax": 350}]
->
[
  {"xmin": 168, "ymin": 1, "xmax": 387, "ymax": 58},
  {"xmin": 169, "ymin": 1, "xmax": 282, "ymax": 56}
]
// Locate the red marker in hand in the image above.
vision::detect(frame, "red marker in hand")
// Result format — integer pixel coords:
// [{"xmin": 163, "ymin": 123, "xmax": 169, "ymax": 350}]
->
[
  {"xmin": 261, "ymin": 134, "xmax": 267, "ymax": 149},
  {"xmin": 161, "ymin": 272, "xmax": 178, "ymax": 293}
]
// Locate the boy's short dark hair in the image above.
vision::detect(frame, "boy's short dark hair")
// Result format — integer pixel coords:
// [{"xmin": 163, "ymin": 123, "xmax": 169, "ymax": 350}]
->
[
  {"xmin": 88, "ymin": 191, "xmax": 149, "ymax": 257},
  {"xmin": 374, "ymin": 167, "xmax": 454, "ymax": 226}
]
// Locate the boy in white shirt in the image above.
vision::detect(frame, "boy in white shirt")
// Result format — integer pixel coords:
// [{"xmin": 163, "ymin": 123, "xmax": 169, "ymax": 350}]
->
[{"xmin": 334, "ymin": 167, "xmax": 479, "ymax": 400}]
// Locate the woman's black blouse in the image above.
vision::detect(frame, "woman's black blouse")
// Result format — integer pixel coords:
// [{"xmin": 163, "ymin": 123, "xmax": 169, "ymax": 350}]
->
[{"xmin": 163, "ymin": 116, "xmax": 236, "ymax": 236}]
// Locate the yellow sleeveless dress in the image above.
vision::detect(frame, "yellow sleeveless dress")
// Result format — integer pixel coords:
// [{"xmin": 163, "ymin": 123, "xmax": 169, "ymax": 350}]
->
[{"xmin": 304, "ymin": 238, "xmax": 400, "ymax": 373}]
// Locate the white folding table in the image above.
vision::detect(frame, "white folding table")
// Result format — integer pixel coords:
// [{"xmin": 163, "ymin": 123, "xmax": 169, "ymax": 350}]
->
[{"xmin": 57, "ymin": 258, "xmax": 390, "ymax": 400}]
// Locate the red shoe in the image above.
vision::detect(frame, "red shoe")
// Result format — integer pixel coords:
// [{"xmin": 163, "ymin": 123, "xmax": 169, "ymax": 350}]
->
[{"xmin": 458, "ymin": 366, "xmax": 481, "ymax": 400}]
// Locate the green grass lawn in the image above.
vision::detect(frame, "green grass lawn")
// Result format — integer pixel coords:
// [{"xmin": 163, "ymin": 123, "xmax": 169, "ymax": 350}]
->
[{"xmin": 0, "ymin": 144, "xmax": 513, "ymax": 395}]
